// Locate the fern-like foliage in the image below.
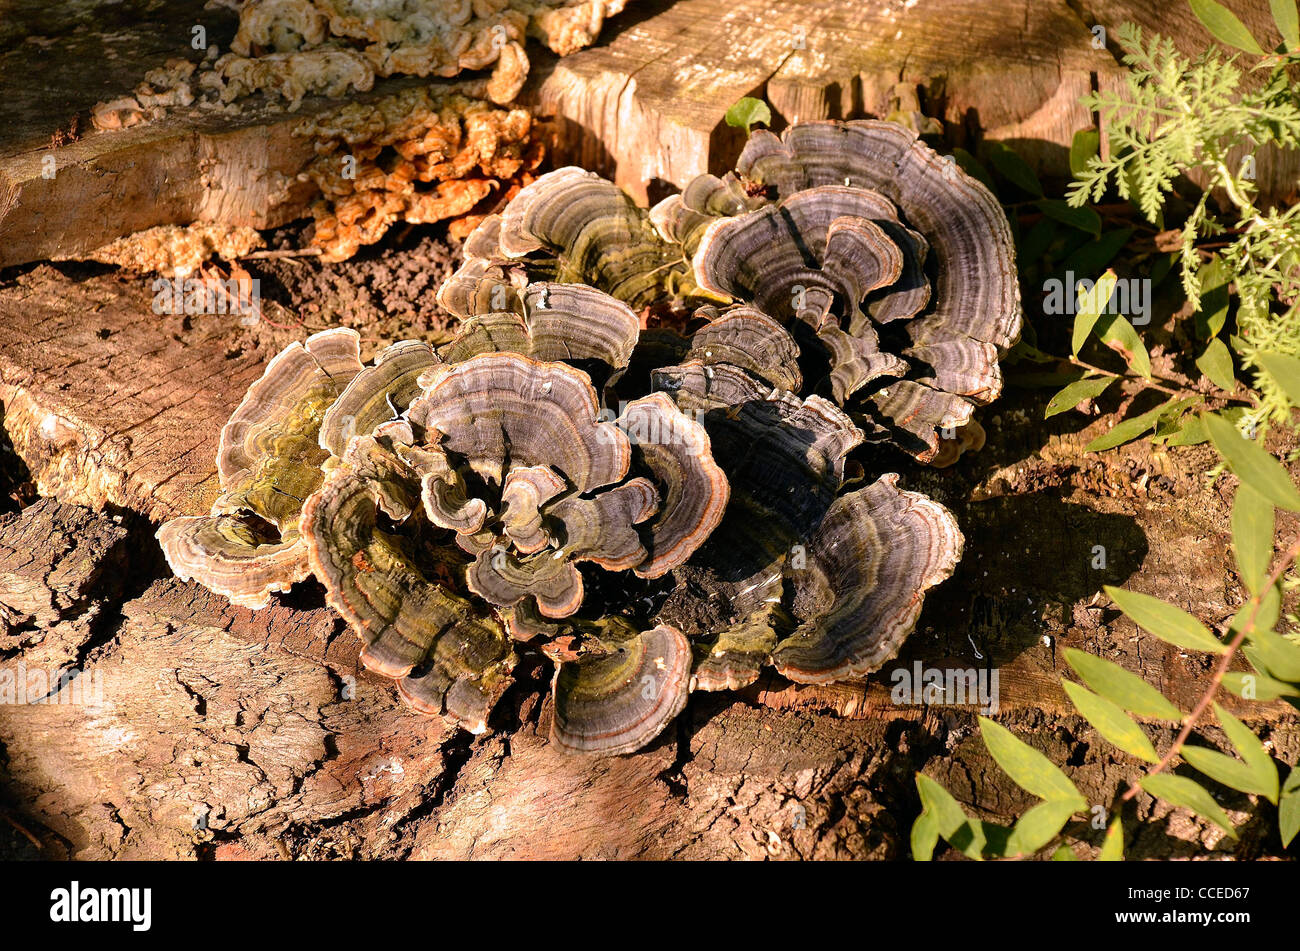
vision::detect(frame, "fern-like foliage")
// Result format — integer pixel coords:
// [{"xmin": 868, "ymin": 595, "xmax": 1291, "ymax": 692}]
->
[{"xmin": 1067, "ymin": 22, "xmax": 1300, "ymax": 430}]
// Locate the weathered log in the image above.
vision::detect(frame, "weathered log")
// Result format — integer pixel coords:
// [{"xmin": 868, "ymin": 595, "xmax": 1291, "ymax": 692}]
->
[{"xmin": 4, "ymin": 1, "xmax": 1294, "ymax": 269}]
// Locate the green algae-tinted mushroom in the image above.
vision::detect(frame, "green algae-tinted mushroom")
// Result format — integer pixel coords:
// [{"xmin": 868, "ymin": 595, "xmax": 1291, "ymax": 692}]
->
[
  {"xmin": 440, "ymin": 282, "xmax": 640, "ymax": 374},
  {"xmin": 319, "ymin": 339, "xmax": 443, "ymax": 458},
  {"xmin": 494, "ymin": 166, "xmax": 702, "ymax": 308},
  {"xmin": 158, "ymin": 327, "xmax": 364, "ymax": 608},
  {"xmin": 550, "ymin": 622, "xmax": 692, "ymax": 755},
  {"xmin": 772, "ymin": 473, "xmax": 964, "ymax": 683},
  {"xmin": 300, "ymin": 433, "xmax": 515, "ymax": 733}
]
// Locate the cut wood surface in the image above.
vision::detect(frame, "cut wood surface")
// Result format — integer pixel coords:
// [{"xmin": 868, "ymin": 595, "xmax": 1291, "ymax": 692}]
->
[{"xmin": 3, "ymin": 1, "xmax": 1294, "ymax": 268}]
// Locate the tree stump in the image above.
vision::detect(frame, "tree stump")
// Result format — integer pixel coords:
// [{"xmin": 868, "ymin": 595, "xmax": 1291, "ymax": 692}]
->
[{"xmin": 1, "ymin": 0, "xmax": 1297, "ymax": 861}]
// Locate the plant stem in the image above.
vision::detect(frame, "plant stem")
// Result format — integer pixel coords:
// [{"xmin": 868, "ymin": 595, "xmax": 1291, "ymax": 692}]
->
[
  {"xmin": 1067, "ymin": 355, "xmax": 1251, "ymax": 405},
  {"xmin": 1120, "ymin": 532, "xmax": 1300, "ymax": 803}
]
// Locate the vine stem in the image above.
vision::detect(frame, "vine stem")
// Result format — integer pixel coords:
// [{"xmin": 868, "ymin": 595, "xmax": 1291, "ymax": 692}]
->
[
  {"xmin": 1120, "ymin": 532, "xmax": 1300, "ymax": 803},
  {"xmin": 1066, "ymin": 355, "xmax": 1253, "ymax": 406}
]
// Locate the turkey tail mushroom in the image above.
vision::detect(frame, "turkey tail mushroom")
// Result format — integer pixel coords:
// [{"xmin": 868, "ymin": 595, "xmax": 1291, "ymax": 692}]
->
[
  {"xmin": 301, "ymin": 434, "xmax": 515, "ymax": 733},
  {"xmin": 772, "ymin": 474, "xmax": 964, "ymax": 683},
  {"xmin": 680, "ymin": 119, "xmax": 1021, "ymax": 462},
  {"xmin": 550, "ymin": 622, "xmax": 692, "ymax": 755},
  {"xmin": 158, "ymin": 327, "xmax": 363, "ymax": 608}
]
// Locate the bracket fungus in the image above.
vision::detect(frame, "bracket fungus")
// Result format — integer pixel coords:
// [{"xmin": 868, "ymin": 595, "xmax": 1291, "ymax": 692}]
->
[
  {"xmin": 709, "ymin": 119, "xmax": 1023, "ymax": 462},
  {"xmin": 158, "ymin": 118, "xmax": 1006, "ymax": 755},
  {"xmin": 158, "ymin": 327, "xmax": 364, "ymax": 609}
]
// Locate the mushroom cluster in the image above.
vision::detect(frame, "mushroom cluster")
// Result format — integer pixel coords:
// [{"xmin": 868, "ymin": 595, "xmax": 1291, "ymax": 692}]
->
[
  {"xmin": 162, "ymin": 119, "xmax": 1013, "ymax": 754},
  {"xmin": 449, "ymin": 120, "xmax": 1022, "ymax": 463}
]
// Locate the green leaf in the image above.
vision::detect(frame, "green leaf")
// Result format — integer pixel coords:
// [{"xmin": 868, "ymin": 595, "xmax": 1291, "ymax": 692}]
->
[
  {"xmin": 1196, "ymin": 338, "xmax": 1236, "ymax": 391},
  {"xmin": 1072, "ymin": 270, "xmax": 1118, "ymax": 357},
  {"xmin": 1102, "ymin": 815, "xmax": 1123, "ymax": 857},
  {"xmin": 723, "ymin": 97, "xmax": 772, "ymax": 133},
  {"xmin": 979, "ymin": 717, "xmax": 1085, "ymax": 804},
  {"xmin": 1247, "ymin": 627, "xmax": 1300, "ymax": 682},
  {"xmin": 1140, "ymin": 773, "xmax": 1237, "ymax": 837},
  {"xmin": 1063, "ymin": 681, "xmax": 1159, "ymax": 762},
  {"xmin": 1051, "ymin": 844, "xmax": 1079, "ymax": 860},
  {"xmin": 1104, "ymin": 586, "xmax": 1227, "ymax": 654},
  {"xmin": 910, "ymin": 806, "xmax": 940, "ymax": 861},
  {"xmin": 1190, "ymin": 0, "xmax": 1266, "ymax": 53},
  {"xmin": 1270, "ymin": 0, "xmax": 1300, "ymax": 49},
  {"xmin": 1232, "ymin": 484, "xmax": 1274, "ymax": 593},
  {"xmin": 986, "ymin": 141, "xmax": 1043, "ymax": 196},
  {"xmin": 916, "ymin": 773, "xmax": 990, "ymax": 860},
  {"xmin": 1085, "ymin": 397, "xmax": 1201, "ymax": 453},
  {"xmin": 1193, "ymin": 257, "xmax": 1231, "ymax": 338},
  {"xmin": 1064, "ymin": 648, "xmax": 1183, "ymax": 720},
  {"xmin": 1099, "ymin": 816, "xmax": 1124, "ymax": 861},
  {"xmin": 1006, "ymin": 799, "xmax": 1081, "ymax": 857},
  {"xmin": 1222, "ymin": 670, "xmax": 1300, "ymax": 701},
  {"xmin": 1037, "ymin": 199, "xmax": 1101, "ymax": 236},
  {"xmin": 1216, "ymin": 703, "xmax": 1278, "ymax": 802},
  {"xmin": 1280, "ymin": 767, "xmax": 1300, "ymax": 847},
  {"xmin": 1232, "ymin": 584, "xmax": 1283, "ymax": 655},
  {"xmin": 1069, "ymin": 128, "xmax": 1101, "ymax": 178},
  {"xmin": 1094, "ymin": 313, "xmax": 1152, "ymax": 379},
  {"xmin": 1046, "ymin": 376, "xmax": 1114, "ymax": 418},
  {"xmin": 1257, "ymin": 350, "xmax": 1300, "ymax": 405},
  {"xmin": 1181, "ymin": 745, "xmax": 1272, "ymax": 800},
  {"xmin": 1203, "ymin": 412, "xmax": 1300, "ymax": 512}
]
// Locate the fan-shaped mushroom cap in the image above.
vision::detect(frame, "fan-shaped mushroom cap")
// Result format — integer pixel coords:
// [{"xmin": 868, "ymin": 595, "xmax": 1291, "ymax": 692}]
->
[
  {"xmin": 649, "ymin": 171, "xmax": 763, "ymax": 254},
  {"xmin": 693, "ymin": 186, "xmax": 916, "ymax": 401},
  {"xmin": 440, "ymin": 282, "xmax": 639, "ymax": 372},
  {"xmin": 301, "ymin": 435, "xmax": 514, "ymax": 733},
  {"xmin": 408, "ymin": 352, "xmax": 630, "ymax": 493},
  {"xmin": 690, "ymin": 119, "xmax": 1021, "ymax": 460},
  {"xmin": 497, "ymin": 167, "xmax": 696, "ymax": 307},
  {"xmin": 156, "ymin": 514, "xmax": 311, "ymax": 610},
  {"xmin": 499, "ymin": 464, "xmax": 567, "ymax": 553},
  {"xmin": 648, "ymin": 361, "xmax": 862, "ymax": 689},
  {"xmin": 685, "ymin": 306, "xmax": 802, "ymax": 392},
  {"xmin": 319, "ymin": 340, "xmax": 442, "ymax": 457},
  {"xmin": 217, "ymin": 327, "xmax": 364, "ymax": 521},
  {"xmin": 614, "ymin": 393, "xmax": 728, "ymax": 579},
  {"xmin": 550, "ymin": 622, "xmax": 692, "ymax": 755},
  {"xmin": 736, "ymin": 120, "xmax": 1020, "ymax": 349},
  {"xmin": 158, "ymin": 328, "xmax": 364, "ymax": 608},
  {"xmin": 549, "ymin": 476, "xmax": 659, "ymax": 571},
  {"xmin": 772, "ymin": 474, "xmax": 963, "ymax": 682},
  {"xmin": 467, "ymin": 545, "xmax": 585, "ymax": 618},
  {"xmin": 868, "ymin": 380, "xmax": 974, "ymax": 461}
]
